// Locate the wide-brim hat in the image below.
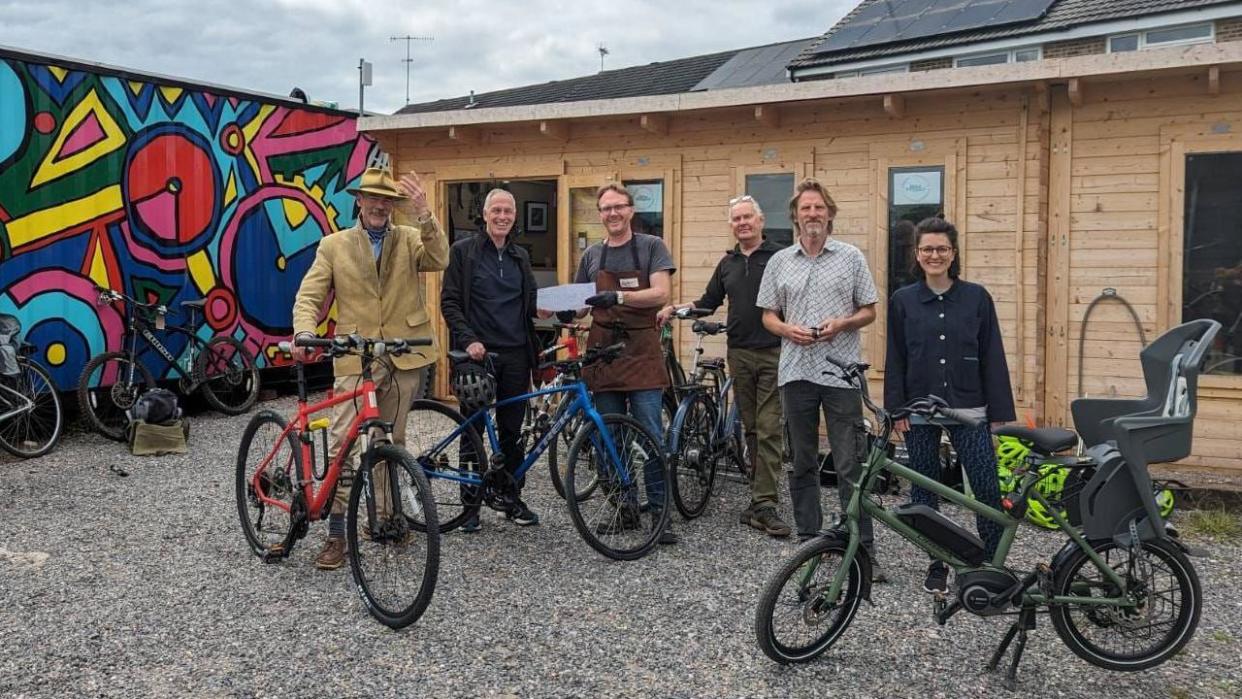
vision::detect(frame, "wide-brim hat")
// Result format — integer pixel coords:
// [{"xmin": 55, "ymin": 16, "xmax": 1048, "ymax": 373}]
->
[{"xmin": 347, "ymin": 167, "xmax": 407, "ymax": 200}]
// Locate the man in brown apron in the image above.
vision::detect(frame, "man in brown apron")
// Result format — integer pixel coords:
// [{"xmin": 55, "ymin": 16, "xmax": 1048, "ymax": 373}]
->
[{"xmin": 572, "ymin": 183, "xmax": 678, "ymax": 545}]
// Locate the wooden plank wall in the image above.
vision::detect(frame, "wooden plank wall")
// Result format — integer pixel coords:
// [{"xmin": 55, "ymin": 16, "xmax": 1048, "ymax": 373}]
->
[
  {"xmin": 377, "ymin": 70, "xmax": 1241, "ymax": 475},
  {"xmin": 1060, "ymin": 70, "xmax": 1242, "ymax": 473}
]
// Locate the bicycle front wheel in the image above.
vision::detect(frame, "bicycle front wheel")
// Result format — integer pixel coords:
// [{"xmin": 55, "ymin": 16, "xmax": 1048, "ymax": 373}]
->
[
  {"xmin": 347, "ymin": 443, "xmax": 440, "ymax": 629},
  {"xmin": 669, "ymin": 391, "xmax": 718, "ymax": 519},
  {"xmin": 196, "ymin": 336, "xmax": 259, "ymax": 414},
  {"xmin": 1049, "ymin": 537, "xmax": 1200, "ymax": 671},
  {"xmin": 404, "ymin": 399, "xmax": 484, "ymax": 532},
  {"xmin": 0, "ymin": 357, "xmax": 63, "ymax": 458},
  {"xmin": 565, "ymin": 413, "xmax": 670, "ymax": 561},
  {"xmin": 77, "ymin": 351, "xmax": 155, "ymax": 441},
  {"xmin": 755, "ymin": 537, "xmax": 865, "ymax": 664}
]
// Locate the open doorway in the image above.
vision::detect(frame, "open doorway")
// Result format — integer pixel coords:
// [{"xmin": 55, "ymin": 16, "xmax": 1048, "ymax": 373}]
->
[{"xmin": 444, "ymin": 179, "xmax": 559, "ymax": 288}]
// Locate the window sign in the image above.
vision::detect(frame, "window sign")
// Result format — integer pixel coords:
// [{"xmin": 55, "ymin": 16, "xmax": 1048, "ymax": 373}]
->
[
  {"xmin": 628, "ymin": 182, "xmax": 662, "ymax": 213},
  {"xmin": 892, "ymin": 170, "xmax": 942, "ymax": 206}
]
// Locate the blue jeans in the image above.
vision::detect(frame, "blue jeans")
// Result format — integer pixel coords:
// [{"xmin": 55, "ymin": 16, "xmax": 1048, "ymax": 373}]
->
[
  {"xmin": 905, "ymin": 422, "xmax": 1003, "ymax": 557},
  {"xmin": 593, "ymin": 389, "xmax": 667, "ymax": 513}
]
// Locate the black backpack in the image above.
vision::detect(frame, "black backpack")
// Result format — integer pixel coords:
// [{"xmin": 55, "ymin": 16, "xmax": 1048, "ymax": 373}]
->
[{"xmin": 128, "ymin": 388, "xmax": 182, "ymax": 426}]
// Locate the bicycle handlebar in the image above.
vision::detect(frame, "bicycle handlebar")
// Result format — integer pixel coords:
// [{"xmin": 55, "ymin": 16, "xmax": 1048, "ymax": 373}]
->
[
  {"xmin": 821, "ymin": 356, "xmax": 984, "ymax": 428},
  {"xmin": 537, "ymin": 342, "xmax": 626, "ymax": 373},
  {"xmin": 674, "ymin": 307, "xmax": 713, "ymax": 319},
  {"xmin": 94, "ymin": 285, "xmax": 166, "ymax": 316},
  {"xmin": 286, "ymin": 334, "xmax": 432, "ymax": 359}
]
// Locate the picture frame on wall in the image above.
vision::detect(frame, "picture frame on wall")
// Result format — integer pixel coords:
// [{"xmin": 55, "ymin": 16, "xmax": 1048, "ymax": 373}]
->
[{"xmin": 524, "ymin": 201, "xmax": 548, "ymax": 233}]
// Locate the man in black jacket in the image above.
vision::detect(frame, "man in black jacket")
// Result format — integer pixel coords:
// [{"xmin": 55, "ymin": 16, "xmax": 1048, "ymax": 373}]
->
[
  {"xmin": 657, "ymin": 195, "xmax": 790, "ymax": 538},
  {"xmin": 441, "ymin": 188, "xmax": 541, "ymax": 529}
]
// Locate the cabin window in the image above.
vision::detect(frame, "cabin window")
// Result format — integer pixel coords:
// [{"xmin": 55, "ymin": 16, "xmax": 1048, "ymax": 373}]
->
[
  {"xmin": 1183, "ymin": 152, "xmax": 1242, "ymax": 376},
  {"xmin": 888, "ymin": 166, "xmax": 944, "ymax": 297},
  {"xmin": 743, "ymin": 173, "xmax": 796, "ymax": 247}
]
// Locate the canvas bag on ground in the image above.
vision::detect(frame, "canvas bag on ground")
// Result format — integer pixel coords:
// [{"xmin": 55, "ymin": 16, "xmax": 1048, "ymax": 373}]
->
[{"xmin": 127, "ymin": 388, "xmax": 189, "ymax": 455}]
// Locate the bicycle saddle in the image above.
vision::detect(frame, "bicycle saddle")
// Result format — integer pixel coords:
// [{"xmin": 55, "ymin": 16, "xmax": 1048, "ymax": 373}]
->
[
  {"xmin": 992, "ymin": 425, "xmax": 1077, "ymax": 454},
  {"xmin": 180, "ymin": 299, "xmax": 207, "ymax": 309},
  {"xmin": 692, "ymin": 320, "xmax": 725, "ymax": 335}
]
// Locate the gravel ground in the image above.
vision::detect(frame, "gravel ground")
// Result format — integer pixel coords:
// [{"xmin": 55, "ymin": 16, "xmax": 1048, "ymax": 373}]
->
[{"xmin": 2, "ymin": 395, "xmax": 1241, "ymax": 698}]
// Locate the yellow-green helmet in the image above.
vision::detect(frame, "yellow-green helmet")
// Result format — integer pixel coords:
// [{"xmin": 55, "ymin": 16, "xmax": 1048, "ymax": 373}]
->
[{"xmin": 995, "ymin": 435, "xmax": 1029, "ymax": 493}]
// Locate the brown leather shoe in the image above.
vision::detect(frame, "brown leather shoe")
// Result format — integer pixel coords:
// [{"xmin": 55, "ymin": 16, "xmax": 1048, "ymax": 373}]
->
[{"xmin": 313, "ymin": 537, "xmax": 347, "ymax": 570}]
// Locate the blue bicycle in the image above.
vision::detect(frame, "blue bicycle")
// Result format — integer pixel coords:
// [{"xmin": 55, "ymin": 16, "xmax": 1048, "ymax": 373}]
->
[{"xmin": 403, "ymin": 343, "xmax": 672, "ymax": 560}]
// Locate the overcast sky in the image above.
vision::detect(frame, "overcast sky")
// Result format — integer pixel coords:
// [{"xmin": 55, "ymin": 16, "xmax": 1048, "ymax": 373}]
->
[{"xmin": 0, "ymin": 0, "xmax": 855, "ymax": 114}]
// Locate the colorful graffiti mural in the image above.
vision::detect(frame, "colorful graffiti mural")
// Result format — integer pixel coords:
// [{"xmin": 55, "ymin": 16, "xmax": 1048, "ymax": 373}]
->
[{"xmin": 0, "ymin": 53, "xmax": 375, "ymax": 389}]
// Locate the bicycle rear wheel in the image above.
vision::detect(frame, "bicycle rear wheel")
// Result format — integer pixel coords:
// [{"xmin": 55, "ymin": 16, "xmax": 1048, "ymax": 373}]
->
[
  {"xmin": 669, "ymin": 391, "xmax": 718, "ymax": 519},
  {"xmin": 77, "ymin": 351, "xmax": 155, "ymax": 441},
  {"xmin": 404, "ymin": 399, "xmax": 484, "ymax": 532},
  {"xmin": 755, "ymin": 537, "xmax": 865, "ymax": 664},
  {"xmin": 235, "ymin": 411, "xmax": 300, "ymax": 559},
  {"xmin": 196, "ymin": 336, "xmax": 259, "ymax": 414},
  {"xmin": 348, "ymin": 443, "xmax": 440, "ymax": 629},
  {"xmin": 0, "ymin": 357, "xmax": 63, "ymax": 458},
  {"xmin": 565, "ymin": 413, "xmax": 670, "ymax": 560},
  {"xmin": 1049, "ymin": 537, "xmax": 1200, "ymax": 671}
]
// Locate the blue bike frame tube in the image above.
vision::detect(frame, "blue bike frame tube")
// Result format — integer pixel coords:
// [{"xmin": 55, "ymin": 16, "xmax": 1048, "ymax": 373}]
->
[{"xmin": 418, "ymin": 380, "xmax": 632, "ymax": 489}]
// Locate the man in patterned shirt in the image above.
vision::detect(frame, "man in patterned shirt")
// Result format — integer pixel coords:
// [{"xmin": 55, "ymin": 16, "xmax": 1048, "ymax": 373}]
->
[{"xmin": 756, "ymin": 178, "xmax": 885, "ymax": 580}]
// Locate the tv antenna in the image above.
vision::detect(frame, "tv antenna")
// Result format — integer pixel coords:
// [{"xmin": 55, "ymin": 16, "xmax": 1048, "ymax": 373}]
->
[
  {"xmin": 597, "ymin": 43, "xmax": 609, "ymax": 72},
  {"xmin": 390, "ymin": 34, "xmax": 434, "ymax": 104}
]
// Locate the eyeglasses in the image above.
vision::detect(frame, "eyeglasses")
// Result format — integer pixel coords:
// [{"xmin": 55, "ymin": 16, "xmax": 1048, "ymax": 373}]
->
[
  {"xmin": 917, "ymin": 245, "xmax": 954, "ymax": 257},
  {"xmin": 728, "ymin": 194, "xmax": 755, "ymax": 205},
  {"xmin": 598, "ymin": 204, "xmax": 632, "ymax": 214}
]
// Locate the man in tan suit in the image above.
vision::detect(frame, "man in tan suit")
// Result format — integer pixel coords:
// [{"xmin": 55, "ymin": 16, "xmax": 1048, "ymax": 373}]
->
[{"xmin": 291, "ymin": 166, "xmax": 449, "ymax": 570}]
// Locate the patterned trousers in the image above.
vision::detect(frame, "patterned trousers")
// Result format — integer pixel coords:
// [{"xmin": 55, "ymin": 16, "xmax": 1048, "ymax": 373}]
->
[{"xmin": 904, "ymin": 422, "xmax": 1002, "ymax": 556}]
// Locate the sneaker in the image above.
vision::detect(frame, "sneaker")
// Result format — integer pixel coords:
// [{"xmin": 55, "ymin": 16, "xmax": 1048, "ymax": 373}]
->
[
  {"xmin": 870, "ymin": 559, "xmax": 889, "ymax": 584},
  {"xmin": 505, "ymin": 499, "xmax": 540, "ymax": 526},
  {"xmin": 923, "ymin": 562, "xmax": 949, "ymax": 595},
  {"xmin": 747, "ymin": 507, "xmax": 792, "ymax": 538},
  {"xmin": 657, "ymin": 527, "xmax": 680, "ymax": 545},
  {"xmin": 460, "ymin": 512, "xmax": 481, "ymax": 533},
  {"xmin": 595, "ymin": 505, "xmax": 642, "ymax": 535},
  {"xmin": 313, "ymin": 537, "xmax": 346, "ymax": 571}
]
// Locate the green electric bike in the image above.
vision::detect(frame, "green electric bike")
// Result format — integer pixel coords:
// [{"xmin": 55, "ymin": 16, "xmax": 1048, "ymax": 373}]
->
[{"xmin": 755, "ymin": 319, "xmax": 1218, "ymax": 688}]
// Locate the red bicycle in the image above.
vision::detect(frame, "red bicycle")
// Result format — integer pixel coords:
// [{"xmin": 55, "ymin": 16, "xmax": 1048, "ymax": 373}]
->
[{"xmin": 235, "ymin": 334, "xmax": 440, "ymax": 629}]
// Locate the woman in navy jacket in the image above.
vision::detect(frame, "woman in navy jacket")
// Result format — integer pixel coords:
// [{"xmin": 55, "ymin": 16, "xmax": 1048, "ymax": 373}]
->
[{"xmin": 884, "ymin": 217, "xmax": 1015, "ymax": 595}]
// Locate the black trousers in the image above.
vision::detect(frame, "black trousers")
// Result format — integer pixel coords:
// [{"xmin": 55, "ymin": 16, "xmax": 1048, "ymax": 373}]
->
[{"xmin": 490, "ymin": 347, "xmax": 532, "ymax": 490}]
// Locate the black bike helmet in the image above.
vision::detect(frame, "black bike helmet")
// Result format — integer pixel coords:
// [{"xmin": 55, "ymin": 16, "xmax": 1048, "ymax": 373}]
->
[{"xmin": 451, "ymin": 360, "xmax": 496, "ymax": 415}]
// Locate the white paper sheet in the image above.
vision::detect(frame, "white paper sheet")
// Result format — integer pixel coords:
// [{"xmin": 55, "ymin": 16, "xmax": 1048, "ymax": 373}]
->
[{"xmin": 537, "ymin": 283, "xmax": 598, "ymax": 312}]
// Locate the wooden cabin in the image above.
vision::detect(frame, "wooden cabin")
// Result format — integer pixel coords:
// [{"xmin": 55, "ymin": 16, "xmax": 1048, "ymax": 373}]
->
[{"xmin": 361, "ymin": 3, "xmax": 1242, "ymax": 478}]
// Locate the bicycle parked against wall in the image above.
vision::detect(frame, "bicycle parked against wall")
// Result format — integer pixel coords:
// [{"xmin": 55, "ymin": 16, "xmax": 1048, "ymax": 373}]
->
[
  {"xmin": 78, "ymin": 286, "xmax": 259, "ymax": 440},
  {"xmin": 0, "ymin": 314, "xmax": 63, "ymax": 459},
  {"xmin": 755, "ymin": 319, "xmax": 1215, "ymax": 688},
  {"xmin": 664, "ymin": 307, "xmax": 749, "ymax": 518},
  {"xmin": 403, "ymin": 342, "xmax": 672, "ymax": 560},
  {"xmin": 235, "ymin": 334, "xmax": 440, "ymax": 629}
]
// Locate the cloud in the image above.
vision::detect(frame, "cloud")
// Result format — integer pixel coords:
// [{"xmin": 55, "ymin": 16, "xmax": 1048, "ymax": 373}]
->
[{"xmin": 0, "ymin": 0, "xmax": 856, "ymax": 114}]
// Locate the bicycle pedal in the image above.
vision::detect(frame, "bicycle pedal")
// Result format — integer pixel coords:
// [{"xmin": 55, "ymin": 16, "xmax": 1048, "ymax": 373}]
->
[{"xmin": 260, "ymin": 544, "xmax": 286, "ymax": 564}]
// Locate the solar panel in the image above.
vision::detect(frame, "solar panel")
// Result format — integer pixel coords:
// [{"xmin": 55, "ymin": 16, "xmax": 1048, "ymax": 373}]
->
[{"xmin": 817, "ymin": 0, "xmax": 1056, "ymax": 53}]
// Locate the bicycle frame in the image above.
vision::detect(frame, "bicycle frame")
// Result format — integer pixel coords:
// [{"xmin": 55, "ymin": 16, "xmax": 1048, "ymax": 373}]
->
[
  {"xmin": 250, "ymin": 364, "xmax": 389, "ymax": 520},
  {"xmin": 814, "ymin": 400, "xmax": 1134, "ymax": 613},
  {"xmin": 422, "ymin": 379, "xmax": 633, "ymax": 490}
]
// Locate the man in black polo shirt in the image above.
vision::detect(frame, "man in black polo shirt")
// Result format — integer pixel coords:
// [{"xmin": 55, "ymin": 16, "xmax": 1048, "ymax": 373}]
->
[
  {"xmin": 658, "ymin": 195, "xmax": 790, "ymax": 537},
  {"xmin": 441, "ymin": 188, "xmax": 541, "ymax": 529}
]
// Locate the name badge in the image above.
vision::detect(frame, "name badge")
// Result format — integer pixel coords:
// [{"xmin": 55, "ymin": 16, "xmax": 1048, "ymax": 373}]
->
[{"xmin": 619, "ymin": 277, "xmax": 641, "ymax": 289}]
